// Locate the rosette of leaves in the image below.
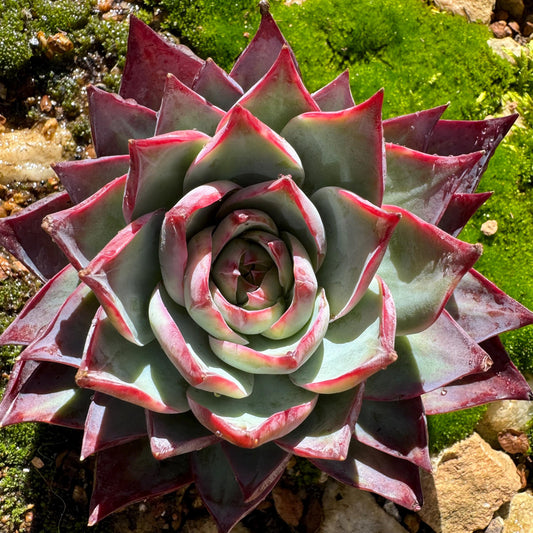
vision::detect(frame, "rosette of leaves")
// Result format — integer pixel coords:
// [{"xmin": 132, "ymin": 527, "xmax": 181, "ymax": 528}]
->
[{"xmin": 1, "ymin": 4, "xmax": 532, "ymax": 531}]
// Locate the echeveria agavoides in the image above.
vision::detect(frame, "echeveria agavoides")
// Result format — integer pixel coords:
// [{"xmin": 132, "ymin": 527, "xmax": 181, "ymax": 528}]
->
[{"xmin": 1, "ymin": 4, "xmax": 532, "ymax": 531}]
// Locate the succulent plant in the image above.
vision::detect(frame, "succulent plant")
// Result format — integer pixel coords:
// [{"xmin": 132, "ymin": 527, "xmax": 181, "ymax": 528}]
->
[{"xmin": 1, "ymin": 3, "xmax": 532, "ymax": 531}]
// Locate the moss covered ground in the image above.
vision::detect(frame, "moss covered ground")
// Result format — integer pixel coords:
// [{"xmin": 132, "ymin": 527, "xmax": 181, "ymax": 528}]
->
[{"xmin": 0, "ymin": 0, "xmax": 532, "ymax": 530}]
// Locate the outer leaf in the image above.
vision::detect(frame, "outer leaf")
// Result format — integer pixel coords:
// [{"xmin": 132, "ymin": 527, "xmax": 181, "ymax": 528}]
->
[
  {"xmin": 53, "ymin": 155, "xmax": 130, "ymax": 204},
  {"xmin": 42, "ymin": 175, "xmax": 127, "ymax": 270},
  {"xmin": 312, "ymin": 70, "xmax": 355, "ymax": 112},
  {"xmin": 187, "ymin": 375, "xmax": 318, "ymax": 448},
  {"xmin": 0, "ymin": 360, "xmax": 91, "ymax": 429},
  {"xmin": 147, "ymin": 410, "xmax": 220, "ymax": 459},
  {"xmin": 77, "ymin": 308, "xmax": 190, "ymax": 414},
  {"xmin": 0, "ymin": 264, "xmax": 78, "ymax": 346},
  {"xmin": 192, "ymin": 58, "xmax": 244, "ymax": 110},
  {"xmin": 437, "ymin": 192, "xmax": 493, "ymax": 237},
  {"xmin": 354, "ymin": 396, "xmax": 431, "ymax": 471},
  {"xmin": 383, "ymin": 104, "xmax": 447, "ymax": 151},
  {"xmin": 193, "ymin": 443, "xmax": 282, "ymax": 533},
  {"xmin": 156, "ymin": 73, "xmax": 225, "ymax": 136},
  {"xmin": 235, "ymin": 46, "xmax": 319, "ymax": 132},
  {"xmin": 209, "ymin": 289, "xmax": 329, "ymax": 374},
  {"xmin": 312, "ymin": 186, "xmax": 400, "ymax": 319},
  {"xmin": 149, "ymin": 283, "xmax": 253, "ymax": 399},
  {"xmin": 88, "ymin": 438, "xmax": 192, "ymax": 525},
  {"xmin": 0, "ymin": 191, "xmax": 70, "ymax": 281},
  {"xmin": 446, "ymin": 268, "xmax": 533, "ymax": 343},
  {"xmin": 311, "ymin": 439, "xmax": 423, "ymax": 511},
  {"xmin": 217, "ymin": 176, "xmax": 326, "ymax": 270},
  {"xmin": 81, "ymin": 393, "xmax": 147, "ymax": 460},
  {"xmin": 160, "ymin": 181, "xmax": 240, "ymax": 306},
  {"xmin": 20, "ymin": 282, "xmax": 98, "ymax": 368},
  {"xmin": 290, "ymin": 277, "xmax": 397, "ymax": 394},
  {"xmin": 281, "ymin": 91, "xmax": 385, "ymax": 204},
  {"xmin": 87, "ymin": 85, "xmax": 156, "ymax": 157},
  {"xmin": 79, "ymin": 210, "xmax": 164, "ymax": 345},
  {"xmin": 119, "ymin": 15, "xmax": 204, "ymax": 110},
  {"xmin": 376, "ymin": 205, "xmax": 482, "ymax": 335},
  {"xmin": 276, "ymin": 385, "xmax": 364, "ymax": 461},
  {"xmin": 384, "ymin": 144, "xmax": 484, "ymax": 224},
  {"xmin": 423, "ymin": 336, "xmax": 533, "ymax": 414},
  {"xmin": 183, "ymin": 106, "xmax": 304, "ymax": 192},
  {"xmin": 229, "ymin": 4, "xmax": 298, "ymax": 91},
  {"xmin": 123, "ymin": 131, "xmax": 210, "ymax": 222},
  {"xmin": 364, "ymin": 310, "xmax": 493, "ymax": 401}
]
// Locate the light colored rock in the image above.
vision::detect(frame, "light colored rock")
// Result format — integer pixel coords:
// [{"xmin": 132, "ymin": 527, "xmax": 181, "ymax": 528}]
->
[
  {"xmin": 434, "ymin": 0, "xmax": 496, "ymax": 24},
  {"xmin": 488, "ymin": 37, "xmax": 524, "ymax": 63},
  {"xmin": 497, "ymin": 0, "xmax": 525, "ymax": 20},
  {"xmin": 487, "ymin": 516, "xmax": 505, "ymax": 533},
  {"xmin": 0, "ymin": 122, "xmax": 72, "ymax": 184},
  {"xmin": 418, "ymin": 432, "xmax": 521, "ymax": 533},
  {"xmin": 477, "ymin": 399, "xmax": 533, "ymax": 446},
  {"xmin": 320, "ymin": 480, "xmax": 408, "ymax": 533},
  {"xmin": 503, "ymin": 490, "xmax": 533, "ymax": 533}
]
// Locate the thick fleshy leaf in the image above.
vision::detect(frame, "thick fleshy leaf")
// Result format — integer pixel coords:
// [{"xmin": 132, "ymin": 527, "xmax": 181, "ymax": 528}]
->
[
  {"xmin": 87, "ymin": 85, "xmax": 156, "ymax": 157},
  {"xmin": 147, "ymin": 410, "xmax": 220, "ymax": 459},
  {"xmin": 123, "ymin": 131, "xmax": 210, "ymax": 222},
  {"xmin": 377, "ymin": 205, "xmax": 482, "ymax": 335},
  {"xmin": 364, "ymin": 310, "xmax": 493, "ymax": 401},
  {"xmin": 312, "ymin": 70, "xmax": 355, "ymax": 112},
  {"xmin": 437, "ymin": 192, "xmax": 493, "ymax": 237},
  {"xmin": 0, "ymin": 360, "xmax": 91, "ymax": 429},
  {"xmin": 20, "ymin": 282, "xmax": 98, "ymax": 368},
  {"xmin": 0, "ymin": 264, "xmax": 78, "ymax": 346},
  {"xmin": 426, "ymin": 114, "xmax": 517, "ymax": 193},
  {"xmin": 229, "ymin": 3, "xmax": 298, "ymax": 91},
  {"xmin": 149, "ymin": 283, "xmax": 253, "ymax": 399},
  {"xmin": 446, "ymin": 269, "xmax": 533, "ymax": 343},
  {"xmin": 384, "ymin": 144, "xmax": 484, "ymax": 224},
  {"xmin": 383, "ymin": 104, "xmax": 448, "ymax": 151},
  {"xmin": 235, "ymin": 46, "xmax": 319, "ymax": 132},
  {"xmin": 187, "ymin": 375, "xmax": 318, "ymax": 448},
  {"xmin": 311, "ymin": 439, "xmax": 423, "ymax": 511},
  {"xmin": 79, "ymin": 210, "xmax": 164, "ymax": 345},
  {"xmin": 210, "ymin": 289, "xmax": 329, "ymax": 374},
  {"xmin": 217, "ymin": 176, "xmax": 326, "ymax": 270},
  {"xmin": 77, "ymin": 308, "xmax": 190, "ymax": 414},
  {"xmin": 276, "ymin": 385, "xmax": 364, "ymax": 461},
  {"xmin": 192, "ymin": 58, "xmax": 244, "ymax": 110},
  {"xmin": 81, "ymin": 393, "xmax": 147, "ymax": 460},
  {"xmin": 312, "ymin": 187, "xmax": 400, "ymax": 319},
  {"xmin": 119, "ymin": 15, "xmax": 204, "ymax": 110},
  {"xmin": 193, "ymin": 443, "xmax": 281, "ymax": 533},
  {"xmin": 423, "ymin": 336, "xmax": 533, "ymax": 414},
  {"xmin": 42, "ymin": 175, "xmax": 127, "ymax": 270},
  {"xmin": 290, "ymin": 277, "xmax": 397, "ymax": 394},
  {"xmin": 183, "ymin": 106, "xmax": 304, "ymax": 192},
  {"xmin": 0, "ymin": 191, "xmax": 70, "ymax": 281},
  {"xmin": 160, "ymin": 181, "xmax": 240, "ymax": 306},
  {"xmin": 156, "ymin": 73, "xmax": 225, "ymax": 136},
  {"xmin": 281, "ymin": 91, "xmax": 385, "ymax": 204},
  {"xmin": 355, "ymin": 396, "xmax": 431, "ymax": 470},
  {"xmin": 88, "ymin": 438, "xmax": 192, "ymax": 525},
  {"xmin": 222, "ymin": 441, "xmax": 291, "ymax": 501},
  {"xmin": 53, "ymin": 155, "xmax": 130, "ymax": 204}
]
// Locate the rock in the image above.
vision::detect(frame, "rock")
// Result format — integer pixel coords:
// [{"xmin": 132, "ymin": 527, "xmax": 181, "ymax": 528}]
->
[
  {"xmin": 418, "ymin": 433, "xmax": 521, "ymax": 533},
  {"xmin": 486, "ymin": 516, "xmax": 505, "ymax": 533},
  {"xmin": 0, "ymin": 124, "xmax": 72, "ymax": 184},
  {"xmin": 182, "ymin": 517, "xmax": 250, "ymax": 533},
  {"xmin": 481, "ymin": 219, "xmax": 498, "ymax": 236},
  {"xmin": 503, "ymin": 490, "xmax": 533, "ymax": 532},
  {"xmin": 487, "ymin": 37, "xmax": 524, "ymax": 63},
  {"xmin": 319, "ymin": 480, "xmax": 408, "ymax": 533},
  {"xmin": 490, "ymin": 20, "xmax": 514, "ymax": 37},
  {"xmin": 272, "ymin": 486, "xmax": 304, "ymax": 527},
  {"xmin": 477, "ymin": 400, "xmax": 533, "ymax": 446},
  {"xmin": 496, "ymin": 0, "xmax": 525, "ymax": 20},
  {"xmin": 497, "ymin": 429, "xmax": 530, "ymax": 455},
  {"xmin": 433, "ymin": 0, "xmax": 496, "ymax": 24},
  {"xmin": 523, "ymin": 21, "xmax": 533, "ymax": 37},
  {"xmin": 508, "ymin": 20, "xmax": 521, "ymax": 33}
]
